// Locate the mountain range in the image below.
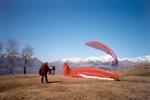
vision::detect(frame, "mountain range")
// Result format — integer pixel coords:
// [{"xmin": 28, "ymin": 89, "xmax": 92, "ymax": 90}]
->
[
  {"xmin": 0, "ymin": 55, "xmax": 150, "ymax": 75},
  {"xmin": 50, "ymin": 55, "xmax": 150, "ymax": 73}
]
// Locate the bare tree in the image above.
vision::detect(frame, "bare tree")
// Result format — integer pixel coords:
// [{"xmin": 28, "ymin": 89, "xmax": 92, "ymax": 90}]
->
[
  {"xmin": 22, "ymin": 45, "xmax": 33, "ymax": 74},
  {"xmin": 6, "ymin": 39, "xmax": 20, "ymax": 74}
]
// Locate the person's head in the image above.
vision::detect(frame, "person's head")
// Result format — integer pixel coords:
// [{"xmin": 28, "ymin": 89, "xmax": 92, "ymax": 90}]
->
[{"xmin": 45, "ymin": 62, "xmax": 48, "ymax": 65}]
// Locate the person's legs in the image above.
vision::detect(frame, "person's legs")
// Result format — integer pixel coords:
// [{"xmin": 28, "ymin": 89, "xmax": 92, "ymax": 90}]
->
[
  {"xmin": 41, "ymin": 75, "xmax": 44, "ymax": 83},
  {"xmin": 45, "ymin": 73, "xmax": 48, "ymax": 83},
  {"xmin": 49, "ymin": 69, "xmax": 52, "ymax": 75},
  {"xmin": 52, "ymin": 70, "xmax": 55, "ymax": 75},
  {"xmin": 53, "ymin": 70, "xmax": 55, "ymax": 75},
  {"xmin": 51, "ymin": 70, "xmax": 53, "ymax": 75}
]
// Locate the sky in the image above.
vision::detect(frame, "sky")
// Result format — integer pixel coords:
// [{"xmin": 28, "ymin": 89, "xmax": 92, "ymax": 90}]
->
[{"xmin": 0, "ymin": 0, "xmax": 150, "ymax": 61}]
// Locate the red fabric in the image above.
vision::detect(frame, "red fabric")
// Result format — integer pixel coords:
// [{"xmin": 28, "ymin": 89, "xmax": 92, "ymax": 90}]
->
[
  {"xmin": 85, "ymin": 41, "xmax": 118, "ymax": 66},
  {"xmin": 64, "ymin": 63, "xmax": 119, "ymax": 81}
]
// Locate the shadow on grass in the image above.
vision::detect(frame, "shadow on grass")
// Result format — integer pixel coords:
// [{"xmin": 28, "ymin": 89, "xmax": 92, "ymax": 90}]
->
[{"xmin": 47, "ymin": 81, "xmax": 63, "ymax": 84}]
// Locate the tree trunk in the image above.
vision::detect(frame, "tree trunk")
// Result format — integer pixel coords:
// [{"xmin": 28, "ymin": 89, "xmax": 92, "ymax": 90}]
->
[
  {"xmin": 24, "ymin": 58, "xmax": 28, "ymax": 74},
  {"xmin": 10, "ymin": 64, "xmax": 13, "ymax": 75},
  {"xmin": 24, "ymin": 65, "xmax": 26, "ymax": 74}
]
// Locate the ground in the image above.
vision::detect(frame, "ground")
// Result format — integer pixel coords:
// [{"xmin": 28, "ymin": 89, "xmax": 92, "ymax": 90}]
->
[{"xmin": 0, "ymin": 63, "xmax": 150, "ymax": 100}]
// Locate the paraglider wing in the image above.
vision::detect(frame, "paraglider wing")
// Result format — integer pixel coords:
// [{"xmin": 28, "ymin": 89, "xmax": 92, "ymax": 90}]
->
[
  {"xmin": 85, "ymin": 41, "xmax": 118, "ymax": 66},
  {"xmin": 63, "ymin": 63, "xmax": 119, "ymax": 81}
]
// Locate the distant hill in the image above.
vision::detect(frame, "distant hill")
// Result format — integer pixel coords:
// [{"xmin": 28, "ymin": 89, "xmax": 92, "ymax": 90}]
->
[{"xmin": 117, "ymin": 63, "xmax": 150, "ymax": 77}]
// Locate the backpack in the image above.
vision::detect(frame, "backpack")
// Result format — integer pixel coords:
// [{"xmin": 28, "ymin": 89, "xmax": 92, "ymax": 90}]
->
[{"xmin": 39, "ymin": 67, "xmax": 43, "ymax": 75}]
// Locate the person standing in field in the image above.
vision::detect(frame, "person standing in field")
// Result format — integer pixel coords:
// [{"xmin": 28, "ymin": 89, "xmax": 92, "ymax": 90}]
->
[
  {"xmin": 49, "ymin": 65, "xmax": 56, "ymax": 75},
  {"xmin": 39, "ymin": 62, "xmax": 49, "ymax": 83},
  {"xmin": 49, "ymin": 65, "xmax": 53, "ymax": 75},
  {"xmin": 52, "ymin": 65, "xmax": 56, "ymax": 75}
]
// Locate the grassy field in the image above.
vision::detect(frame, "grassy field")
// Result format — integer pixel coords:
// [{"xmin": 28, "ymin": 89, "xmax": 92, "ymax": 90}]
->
[{"xmin": 0, "ymin": 63, "xmax": 150, "ymax": 100}]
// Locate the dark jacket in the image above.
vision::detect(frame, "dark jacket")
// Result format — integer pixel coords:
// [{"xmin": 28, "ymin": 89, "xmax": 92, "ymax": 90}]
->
[{"xmin": 39, "ymin": 63, "xmax": 49, "ymax": 75}]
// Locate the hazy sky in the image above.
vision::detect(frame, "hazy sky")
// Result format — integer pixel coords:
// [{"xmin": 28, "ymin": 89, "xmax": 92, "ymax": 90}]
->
[{"xmin": 0, "ymin": 0, "xmax": 150, "ymax": 61}]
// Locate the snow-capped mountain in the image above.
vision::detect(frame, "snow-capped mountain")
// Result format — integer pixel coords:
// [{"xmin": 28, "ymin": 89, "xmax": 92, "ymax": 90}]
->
[
  {"xmin": 61, "ymin": 55, "xmax": 112, "ymax": 63},
  {"xmin": 50, "ymin": 55, "xmax": 150, "ymax": 72},
  {"xmin": 60, "ymin": 55, "xmax": 150, "ymax": 66},
  {"xmin": 118, "ymin": 56, "xmax": 150, "ymax": 68},
  {"xmin": 119, "ymin": 56, "xmax": 150, "ymax": 63}
]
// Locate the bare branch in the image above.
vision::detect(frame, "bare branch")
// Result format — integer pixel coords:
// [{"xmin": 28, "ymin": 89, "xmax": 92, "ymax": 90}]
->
[
  {"xmin": 22, "ymin": 44, "xmax": 34, "ymax": 74},
  {"xmin": 6, "ymin": 39, "xmax": 20, "ymax": 74}
]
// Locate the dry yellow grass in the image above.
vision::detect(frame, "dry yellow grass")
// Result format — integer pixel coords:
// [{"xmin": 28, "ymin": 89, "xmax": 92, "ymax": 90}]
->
[
  {"xmin": 0, "ymin": 75, "xmax": 149, "ymax": 100},
  {"xmin": 0, "ymin": 63, "xmax": 150, "ymax": 100}
]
